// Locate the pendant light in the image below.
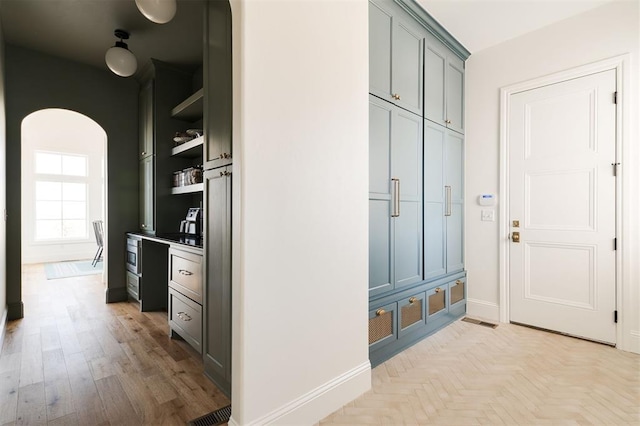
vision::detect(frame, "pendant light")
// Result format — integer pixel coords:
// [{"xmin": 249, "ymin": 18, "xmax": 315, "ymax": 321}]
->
[
  {"xmin": 105, "ymin": 29, "xmax": 137, "ymax": 77},
  {"xmin": 135, "ymin": 0, "xmax": 177, "ymax": 24}
]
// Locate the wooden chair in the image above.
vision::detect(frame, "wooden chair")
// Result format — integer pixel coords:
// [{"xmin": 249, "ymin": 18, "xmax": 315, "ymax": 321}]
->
[{"xmin": 92, "ymin": 220, "xmax": 104, "ymax": 267}]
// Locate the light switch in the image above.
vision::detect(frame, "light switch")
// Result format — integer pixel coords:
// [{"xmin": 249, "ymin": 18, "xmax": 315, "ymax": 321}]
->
[{"xmin": 481, "ymin": 209, "xmax": 495, "ymax": 222}]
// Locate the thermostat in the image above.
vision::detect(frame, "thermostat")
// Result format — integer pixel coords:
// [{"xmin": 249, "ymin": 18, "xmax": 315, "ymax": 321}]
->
[{"xmin": 478, "ymin": 194, "xmax": 496, "ymax": 206}]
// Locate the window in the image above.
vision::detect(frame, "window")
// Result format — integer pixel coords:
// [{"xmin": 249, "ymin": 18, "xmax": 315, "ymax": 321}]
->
[{"xmin": 34, "ymin": 151, "xmax": 88, "ymax": 241}]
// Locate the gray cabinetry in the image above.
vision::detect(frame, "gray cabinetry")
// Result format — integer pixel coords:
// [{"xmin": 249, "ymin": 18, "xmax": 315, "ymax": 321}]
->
[
  {"xmin": 168, "ymin": 245, "xmax": 204, "ymax": 353},
  {"xmin": 369, "ymin": 0, "xmax": 424, "ymax": 116},
  {"xmin": 424, "ymin": 121, "xmax": 464, "ymax": 280},
  {"xmin": 203, "ymin": 165, "xmax": 232, "ymax": 396},
  {"xmin": 424, "ymin": 38, "xmax": 465, "ymax": 134},
  {"xmin": 137, "ymin": 59, "xmax": 197, "ymax": 235},
  {"xmin": 369, "ymin": 95, "xmax": 423, "ymax": 297},
  {"xmin": 369, "ymin": 0, "xmax": 468, "ymax": 367},
  {"xmin": 203, "ymin": 0, "xmax": 232, "ymax": 170}
]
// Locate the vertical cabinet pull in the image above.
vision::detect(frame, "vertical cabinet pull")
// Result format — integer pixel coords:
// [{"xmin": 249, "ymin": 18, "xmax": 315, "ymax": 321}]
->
[
  {"xmin": 391, "ymin": 178, "xmax": 400, "ymax": 217},
  {"xmin": 445, "ymin": 186, "xmax": 452, "ymax": 216}
]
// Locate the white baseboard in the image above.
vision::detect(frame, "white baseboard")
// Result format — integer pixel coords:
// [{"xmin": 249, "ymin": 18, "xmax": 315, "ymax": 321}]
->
[
  {"xmin": 229, "ymin": 361, "xmax": 371, "ymax": 426},
  {"xmin": 0, "ymin": 307, "xmax": 8, "ymax": 353},
  {"xmin": 621, "ymin": 330, "xmax": 640, "ymax": 354},
  {"xmin": 467, "ymin": 298, "xmax": 500, "ymax": 323}
]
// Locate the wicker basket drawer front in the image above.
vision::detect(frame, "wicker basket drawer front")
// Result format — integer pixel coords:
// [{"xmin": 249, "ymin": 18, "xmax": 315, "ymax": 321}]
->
[
  {"xmin": 450, "ymin": 279, "xmax": 465, "ymax": 306},
  {"xmin": 398, "ymin": 292, "xmax": 426, "ymax": 337},
  {"xmin": 368, "ymin": 302, "xmax": 397, "ymax": 351}
]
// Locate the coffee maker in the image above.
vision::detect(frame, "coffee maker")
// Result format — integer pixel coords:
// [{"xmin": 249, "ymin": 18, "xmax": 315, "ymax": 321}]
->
[{"xmin": 179, "ymin": 207, "xmax": 201, "ymax": 236}]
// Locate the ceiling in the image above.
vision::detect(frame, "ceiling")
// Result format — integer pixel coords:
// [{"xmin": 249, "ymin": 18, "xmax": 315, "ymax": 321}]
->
[
  {"xmin": 417, "ymin": 0, "xmax": 620, "ymax": 53},
  {"xmin": 0, "ymin": 0, "xmax": 204, "ymax": 78},
  {"xmin": 0, "ymin": 0, "xmax": 622, "ymax": 74}
]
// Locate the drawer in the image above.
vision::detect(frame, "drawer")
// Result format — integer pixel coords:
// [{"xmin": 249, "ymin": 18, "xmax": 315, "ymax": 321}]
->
[
  {"xmin": 169, "ymin": 288, "xmax": 202, "ymax": 353},
  {"xmin": 450, "ymin": 278, "xmax": 465, "ymax": 307},
  {"xmin": 126, "ymin": 271, "xmax": 140, "ymax": 300},
  {"xmin": 427, "ymin": 284, "xmax": 447, "ymax": 321},
  {"xmin": 368, "ymin": 302, "xmax": 397, "ymax": 352},
  {"xmin": 398, "ymin": 292, "xmax": 426, "ymax": 338},
  {"xmin": 169, "ymin": 248, "xmax": 203, "ymax": 304}
]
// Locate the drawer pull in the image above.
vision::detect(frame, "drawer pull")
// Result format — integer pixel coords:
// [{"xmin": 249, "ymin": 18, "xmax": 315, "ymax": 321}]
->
[
  {"xmin": 178, "ymin": 269, "xmax": 193, "ymax": 276},
  {"xmin": 455, "ymin": 280, "xmax": 463, "ymax": 285},
  {"xmin": 177, "ymin": 311, "xmax": 192, "ymax": 321},
  {"xmin": 435, "ymin": 287, "xmax": 442, "ymax": 293},
  {"xmin": 409, "ymin": 297, "xmax": 417, "ymax": 304},
  {"xmin": 376, "ymin": 309, "xmax": 386, "ymax": 316}
]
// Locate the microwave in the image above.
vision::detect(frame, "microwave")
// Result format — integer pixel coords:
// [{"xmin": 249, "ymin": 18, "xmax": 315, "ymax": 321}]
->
[{"xmin": 126, "ymin": 237, "xmax": 141, "ymax": 275}]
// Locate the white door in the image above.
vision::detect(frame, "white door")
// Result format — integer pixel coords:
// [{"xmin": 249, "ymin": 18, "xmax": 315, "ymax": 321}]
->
[{"xmin": 508, "ymin": 69, "xmax": 617, "ymax": 344}]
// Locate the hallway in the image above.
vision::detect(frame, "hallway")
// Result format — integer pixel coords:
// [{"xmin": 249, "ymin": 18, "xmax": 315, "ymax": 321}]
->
[{"xmin": 0, "ymin": 264, "xmax": 229, "ymax": 425}]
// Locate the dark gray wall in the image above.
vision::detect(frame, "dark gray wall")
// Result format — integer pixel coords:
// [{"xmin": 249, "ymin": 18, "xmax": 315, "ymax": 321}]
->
[{"xmin": 5, "ymin": 45, "xmax": 139, "ymax": 316}]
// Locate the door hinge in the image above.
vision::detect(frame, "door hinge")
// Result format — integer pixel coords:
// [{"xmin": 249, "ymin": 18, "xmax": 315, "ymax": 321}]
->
[
  {"xmin": 612, "ymin": 162, "xmax": 620, "ymax": 176},
  {"xmin": 614, "ymin": 91, "xmax": 618, "ymax": 104},
  {"xmin": 614, "ymin": 237, "xmax": 617, "ymax": 250},
  {"xmin": 614, "ymin": 310, "xmax": 618, "ymax": 323}
]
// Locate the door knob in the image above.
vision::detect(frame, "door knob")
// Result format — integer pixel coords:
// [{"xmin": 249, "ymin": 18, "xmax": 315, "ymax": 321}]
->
[{"xmin": 511, "ymin": 232, "xmax": 520, "ymax": 243}]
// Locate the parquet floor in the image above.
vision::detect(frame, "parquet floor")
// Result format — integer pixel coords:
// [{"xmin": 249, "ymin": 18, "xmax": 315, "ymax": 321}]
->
[
  {"xmin": 0, "ymin": 263, "xmax": 229, "ymax": 426},
  {"xmin": 322, "ymin": 318, "xmax": 640, "ymax": 425}
]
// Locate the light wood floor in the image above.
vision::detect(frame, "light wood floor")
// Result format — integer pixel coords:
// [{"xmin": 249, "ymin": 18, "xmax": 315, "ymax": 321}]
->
[
  {"xmin": 0, "ymin": 263, "xmax": 229, "ymax": 426},
  {"xmin": 322, "ymin": 318, "xmax": 640, "ymax": 425}
]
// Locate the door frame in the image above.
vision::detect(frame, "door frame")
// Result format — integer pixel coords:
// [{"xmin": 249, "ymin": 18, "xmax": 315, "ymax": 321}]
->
[{"xmin": 498, "ymin": 54, "xmax": 630, "ymax": 348}]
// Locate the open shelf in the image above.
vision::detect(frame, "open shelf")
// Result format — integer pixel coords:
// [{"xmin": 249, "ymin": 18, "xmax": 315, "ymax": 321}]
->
[
  {"xmin": 171, "ymin": 88, "xmax": 204, "ymax": 121},
  {"xmin": 171, "ymin": 135, "xmax": 203, "ymax": 157},
  {"xmin": 171, "ymin": 183, "xmax": 204, "ymax": 195}
]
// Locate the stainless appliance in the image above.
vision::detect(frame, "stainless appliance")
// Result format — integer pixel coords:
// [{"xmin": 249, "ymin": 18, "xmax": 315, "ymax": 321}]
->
[
  {"xmin": 126, "ymin": 237, "xmax": 141, "ymax": 275},
  {"xmin": 179, "ymin": 207, "xmax": 201, "ymax": 236}
]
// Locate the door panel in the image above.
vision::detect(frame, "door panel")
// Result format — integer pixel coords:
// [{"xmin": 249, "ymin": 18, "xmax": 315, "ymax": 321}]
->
[
  {"xmin": 369, "ymin": 2, "xmax": 392, "ymax": 101},
  {"xmin": 369, "ymin": 98, "xmax": 392, "ymax": 196},
  {"xmin": 392, "ymin": 19, "xmax": 423, "ymax": 115},
  {"xmin": 393, "ymin": 110, "xmax": 422, "ymax": 201},
  {"xmin": 369, "ymin": 199, "xmax": 393, "ymax": 295},
  {"xmin": 446, "ymin": 59, "xmax": 464, "ymax": 134},
  {"xmin": 446, "ymin": 203, "xmax": 464, "ymax": 273},
  {"xmin": 424, "ymin": 44, "xmax": 446, "ymax": 125},
  {"xmin": 395, "ymin": 200, "xmax": 422, "ymax": 288},
  {"xmin": 424, "ymin": 203, "xmax": 446, "ymax": 279},
  {"xmin": 509, "ymin": 69, "xmax": 616, "ymax": 344}
]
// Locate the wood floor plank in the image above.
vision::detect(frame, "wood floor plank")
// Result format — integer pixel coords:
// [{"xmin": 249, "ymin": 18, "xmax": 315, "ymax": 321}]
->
[
  {"xmin": 94, "ymin": 375, "xmax": 141, "ymax": 425},
  {"xmin": 0, "ymin": 369, "xmax": 20, "ymax": 425},
  {"xmin": 15, "ymin": 382, "xmax": 46, "ymax": 426},
  {"xmin": 42, "ymin": 349, "xmax": 68, "ymax": 384},
  {"xmin": 19, "ymin": 332, "xmax": 44, "ymax": 387},
  {"xmin": 44, "ymin": 378, "xmax": 75, "ymax": 422}
]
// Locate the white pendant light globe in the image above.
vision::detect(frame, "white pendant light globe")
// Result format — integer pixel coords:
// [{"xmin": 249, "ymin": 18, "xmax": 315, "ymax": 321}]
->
[
  {"xmin": 135, "ymin": 0, "xmax": 177, "ymax": 24},
  {"xmin": 105, "ymin": 30, "xmax": 137, "ymax": 77}
]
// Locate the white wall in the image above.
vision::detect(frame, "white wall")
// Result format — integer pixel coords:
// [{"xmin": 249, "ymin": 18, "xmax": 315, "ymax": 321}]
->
[
  {"xmin": 230, "ymin": 0, "xmax": 371, "ymax": 424},
  {"xmin": 465, "ymin": 1, "xmax": 639, "ymax": 352},
  {"xmin": 20, "ymin": 109, "xmax": 105, "ymax": 264}
]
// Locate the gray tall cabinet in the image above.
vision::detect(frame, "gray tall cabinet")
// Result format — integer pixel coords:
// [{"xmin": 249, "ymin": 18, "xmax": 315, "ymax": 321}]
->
[{"xmin": 368, "ymin": 0, "xmax": 470, "ymax": 366}]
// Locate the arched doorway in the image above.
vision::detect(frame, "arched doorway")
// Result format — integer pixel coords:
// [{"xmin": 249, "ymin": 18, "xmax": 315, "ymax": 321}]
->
[{"xmin": 20, "ymin": 109, "xmax": 107, "ymax": 288}]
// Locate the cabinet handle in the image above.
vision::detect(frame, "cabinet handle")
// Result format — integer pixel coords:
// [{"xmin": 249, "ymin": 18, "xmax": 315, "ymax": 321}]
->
[
  {"xmin": 177, "ymin": 311, "xmax": 192, "ymax": 321},
  {"xmin": 141, "ymin": 151, "xmax": 146, "ymax": 156},
  {"xmin": 445, "ymin": 119, "xmax": 451, "ymax": 124},
  {"xmin": 409, "ymin": 297, "xmax": 417, "ymax": 304},
  {"xmin": 376, "ymin": 309, "xmax": 386, "ymax": 316},
  {"xmin": 435, "ymin": 287, "xmax": 442, "ymax": 293},
  {"xmin": 141, "ymin": 224, "xmax": 146, "ymax": 228},
  {"xmin": 455, "ymin": 280, "xmax": 463, "ymax": 286},
  {"xmin": 392, "ymin": 93, "xmax": 401, "ymax": 101},
  {"xmin": 391, "ymin": 178, "xmax": 400, "ymax": 217},
  {"xmin": 178, "ymin": 269, "xmax": 193, "ymax": 276},
  {"xmin": 218, "ymin": 153, "xmax": 232, "ymax": 159},
  {"xmin": 445, "ymin": 186, "xmax": 452, "ymax": 217}
]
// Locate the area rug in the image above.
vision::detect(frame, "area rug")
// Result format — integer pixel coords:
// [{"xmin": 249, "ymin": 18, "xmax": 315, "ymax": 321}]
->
[{"xmin": 44, "ymin": 260, "xmax": 103, "ymax": 280}]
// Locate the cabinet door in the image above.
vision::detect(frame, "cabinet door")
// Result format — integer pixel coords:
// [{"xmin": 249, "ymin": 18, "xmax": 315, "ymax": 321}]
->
[
  {"xmin": 203, "ymin": 0, "xmax": 232, "ymax": 170},
  {"xmin": 369, "ymin": 0, "xmax": 392, "ymax": 102},
  {"xmin": 391, "ymin": 17, "xmax": 424, "ymax": 116},
  {"xmin": 398, "ymin": 292, "xmax": 426, "ymax": 338},
  {"xmin": 203, "ymin": 166, "xmax": 232, "ymax": 395},
  {"xmin": 139, "ymin": 156, "xmax": 155, "ymax": 233},
  {"xmin": 424, "ymin": 41, "xmax": 447, "ymax": 126},
  {"xmin": 369, "ymin": 96, "xmax": 394, "ymax": 296},
  {"xmin": 139, "ymin": 80, "xmax": 154, "ymax": 160},
  {"xmin": 445, "ymin": 131, "xmax": 464, "ymax": 273},
  {"xmin": 446, "ymin": 56, "xmax": 465, "ymax": 134},
  {"xmin": 393, "ymin": 109, "xmax": 423, "ymax": 288},
  {"xmin": 423, "ymin": 122, "xmax": 446, "ymax": 280},
  {"xmin": 425, "ymin": 39, "xmax": 465, "ymax": 135}
]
